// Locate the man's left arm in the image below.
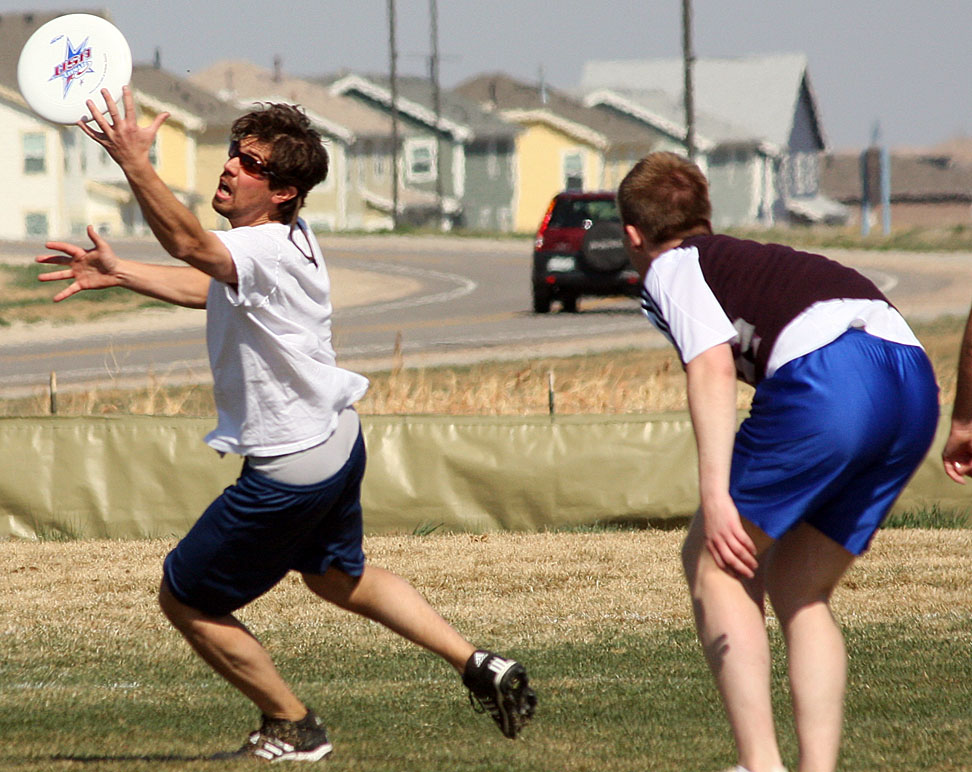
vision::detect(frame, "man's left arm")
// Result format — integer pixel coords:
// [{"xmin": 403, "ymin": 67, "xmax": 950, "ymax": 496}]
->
[
  {"xmin": 78, "ymin": 86, "xmax": 237, "ymax": 285},
  {"xmin": 685, "ymin": 343, "xmax": 758, "ymax": 578}
]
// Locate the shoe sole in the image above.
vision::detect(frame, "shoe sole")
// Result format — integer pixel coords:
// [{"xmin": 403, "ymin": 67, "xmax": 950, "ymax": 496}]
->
[
  {"xmin": 270, "ymin": 742, "xmax": 333, "ymax": 762},
  {"xmin": 492, "ymin": 661, "xmax": 536, "ymax": 738}
]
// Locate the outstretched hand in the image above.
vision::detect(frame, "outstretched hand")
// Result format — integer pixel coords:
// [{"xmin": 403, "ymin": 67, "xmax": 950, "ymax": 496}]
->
[
  {"xmin": 77, "ymin": 85, "xmax": 169, "ymax": 169},
  {"xmin": 36, "ymin": 225, "xmax": 123, "ymax": 302}
]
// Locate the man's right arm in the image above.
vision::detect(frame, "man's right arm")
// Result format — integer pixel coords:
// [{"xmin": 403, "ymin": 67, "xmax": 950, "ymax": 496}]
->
[{"xmin": 78, "ymin": 87, "xmax": 237, "ymax": 286}]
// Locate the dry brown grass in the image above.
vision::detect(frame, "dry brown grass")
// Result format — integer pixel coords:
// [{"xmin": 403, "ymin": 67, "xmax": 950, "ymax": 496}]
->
[
  {"xmin": 2, "ymin": 530, "xmax": 969, "ymax": 653},
  {"xmin": 0, "ymin": 316, "xmax": 964, "ymax": 418},
  {"xmin": 359, "ymin": 348, "xmax": 755, "ymax": 416}
]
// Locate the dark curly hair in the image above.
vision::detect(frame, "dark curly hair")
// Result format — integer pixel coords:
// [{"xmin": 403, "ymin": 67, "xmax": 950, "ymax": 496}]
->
[{"xmin": 231, "ymin": 103, "xmax": 329, "ymax": 224}]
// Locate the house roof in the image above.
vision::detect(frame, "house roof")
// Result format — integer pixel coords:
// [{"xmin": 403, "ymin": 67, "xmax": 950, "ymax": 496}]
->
[
  {"xmin": 454, "ymin": 72, "xmax": 656, "ymax": 151},
  {"xmin": 189, "ymin": 60, "xmax": 397, "ymax": 144},
  {"xmin": 580, "ymin": 53, "xmax": 821, "ymax": 152},
  {"xmin": 821, "ymin": 152, "xmax": 972, "ymax": 203},
  {"xmin": 132, "ymin": 64, "xmax": 239, "ymax": 133},
  {"xmin": 327, "ymin": 72, "xmax": 518, "ymax": 143},
  {"xmin": 583, "ymin": 87, "xmax": 758, "ymax": 154}
]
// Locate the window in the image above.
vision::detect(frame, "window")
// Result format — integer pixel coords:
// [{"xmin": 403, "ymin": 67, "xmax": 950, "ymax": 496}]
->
[
  {"xmin": 563, "ymin": 151, "xmax": 583, "ymax": 191},
  {"xmin": 62, "ymin": 131, "xmax": 75, "ymax": 173},
  {"xmin": 486, "ymin": 140, "xmax": 499, "ymax": 179},
  {"xmin": 787, "ymin": 151, "xmax": 819, "ymax": 197},
  {"xmin": 23, "ymin": 133, "xmax": 46, "ymax": 174},
  {"xmin": 25, "ymin": 212, "xmax": 49, "ymax": 237},
  {"xmin": 405, "ymin": 138, "xmax": 437, "ymax": 183}
]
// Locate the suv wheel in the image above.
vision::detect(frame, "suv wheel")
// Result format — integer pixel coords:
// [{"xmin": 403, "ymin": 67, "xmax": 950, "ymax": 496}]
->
[
  {"xmin": 561, "ymin": 294, "xmax": 578, "ymax": 313},
  {"xmin": 581, "ymin": 221, "xmax": 628, "ymax": 273},
  {"xmin": 532, "ymin": 285, "xmax": 552, "ymax": 314}
]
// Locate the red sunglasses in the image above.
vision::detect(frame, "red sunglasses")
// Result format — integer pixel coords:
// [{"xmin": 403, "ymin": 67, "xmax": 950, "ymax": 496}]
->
[{"xmin": 228, "ymin": 140, "xmax": 278, "ymax": 180}]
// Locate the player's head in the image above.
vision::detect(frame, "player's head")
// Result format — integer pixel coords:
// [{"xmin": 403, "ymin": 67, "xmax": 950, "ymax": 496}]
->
[
  {"xmin": 226, "ymin": 103, "xmax": 329, "ymax": 224},
  {"xmin": 617, "ymin": 151, "xmax": 712, "ymax": 248}
]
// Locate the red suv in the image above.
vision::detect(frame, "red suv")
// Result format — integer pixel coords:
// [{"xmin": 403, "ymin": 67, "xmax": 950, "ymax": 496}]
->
[{"xmin": 531, "ymin": 191, "xmax": 639, "ymax": 313}]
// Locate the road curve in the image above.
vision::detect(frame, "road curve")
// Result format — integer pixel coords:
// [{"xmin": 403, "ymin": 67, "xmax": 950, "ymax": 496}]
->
[{"xmin": 1, "ymin": 235, "xmax": 971, "ymax": 397}]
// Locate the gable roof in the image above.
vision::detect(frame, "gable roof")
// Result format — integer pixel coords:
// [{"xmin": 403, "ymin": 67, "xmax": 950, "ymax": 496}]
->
[
  {"xmin": 327, "ymin": 72, "xmax": 518, "ymax": 143},
  {"xmin": 583, "ymin": 87, "xmax": 759, "ymax": 154},
  {"xmin": 189, "ymin": 60, "xmax": 395, "ymax": 144},
  {"xmin": 580, "ymin": 53, "xmax": 822, "ymax": 152},
  {"xmin": 454, "ymin": 72, "xmax": 656, "ymax": 151},
  {"xmin": 132, "ymin": 64, "xmax": 238, "ymax": 132}
]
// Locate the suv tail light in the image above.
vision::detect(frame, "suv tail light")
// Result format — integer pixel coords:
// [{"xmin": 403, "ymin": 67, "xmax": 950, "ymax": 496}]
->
[{"xmin": 534, "ymin": 199, "xmax": 556, "ymax": 249}]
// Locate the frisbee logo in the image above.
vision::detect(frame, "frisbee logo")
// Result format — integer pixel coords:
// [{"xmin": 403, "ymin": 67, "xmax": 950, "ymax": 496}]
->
[{"xmin": 49, "ymin": 36, "xmax": 95, "ymax": 99}]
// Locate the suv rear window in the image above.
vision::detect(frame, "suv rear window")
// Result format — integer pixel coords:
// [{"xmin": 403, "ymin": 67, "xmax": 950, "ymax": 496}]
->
[{"xmin": 548, "ymin": 198, "xmax": 620, "ymax": 229}]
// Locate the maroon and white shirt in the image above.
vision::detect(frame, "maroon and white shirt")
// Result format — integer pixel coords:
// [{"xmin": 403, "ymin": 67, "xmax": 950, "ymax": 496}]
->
[{"xmin": 641, "ymin": 234, "xmax": 921, "ymax": 386}]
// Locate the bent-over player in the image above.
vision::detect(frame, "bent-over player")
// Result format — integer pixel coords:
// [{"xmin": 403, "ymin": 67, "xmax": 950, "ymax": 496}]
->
[
  {"xmin": 37, "ymin": 88, "xmax": 534, "ymax": 762},
  {"xmin": 617, "ymin": 152, "xmax": 938, "ymax": 772}
]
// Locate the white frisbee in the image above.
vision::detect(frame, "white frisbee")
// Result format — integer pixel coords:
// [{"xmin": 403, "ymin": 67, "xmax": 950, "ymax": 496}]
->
[{"xmin": 17, "ymin": 13, "xmax": 132, "ymax": 124}]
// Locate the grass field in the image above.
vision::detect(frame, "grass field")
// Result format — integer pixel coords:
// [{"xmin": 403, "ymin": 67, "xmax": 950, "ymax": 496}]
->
[
  {"xmin": 3, "ymin": 235, "xmax": 971, "ymax": 768},
  {"xmin": 1, "ymin": 530, "xmax": 970, "ymax": 771}
]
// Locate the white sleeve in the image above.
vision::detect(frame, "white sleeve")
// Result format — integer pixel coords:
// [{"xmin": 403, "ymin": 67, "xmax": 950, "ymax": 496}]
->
[
  {"xmin": 212, "ymin": 228, "xmax": 282, "ymax": 308},
  {"xmin": 645, "ymin": 246, "xmax": 737, "ymax": 364}
]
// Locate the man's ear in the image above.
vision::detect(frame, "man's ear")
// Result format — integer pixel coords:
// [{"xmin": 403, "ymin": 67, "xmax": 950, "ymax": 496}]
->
[
  {"xmin": 623, "ymin": 224, "xmax": 646, "ymax": 251},
  {"xmin": 271, "ymin": 185, "xmax": 299, "ymax": 206}
]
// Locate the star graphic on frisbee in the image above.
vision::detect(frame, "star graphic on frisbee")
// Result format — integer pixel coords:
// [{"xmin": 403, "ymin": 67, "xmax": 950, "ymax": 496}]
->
[{"xmin": 49, "ymin": 35, "xmax": 95, "ymax": 98}]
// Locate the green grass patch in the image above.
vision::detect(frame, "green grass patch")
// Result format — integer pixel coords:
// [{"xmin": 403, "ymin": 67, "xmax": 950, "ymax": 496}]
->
[
  {"xmin": 0, "ymin": 623, "xmax": 967, "ymax": 771},
  {"xmin": 883, "ymin": 504, "xmax": 970, "ymax": 530}
]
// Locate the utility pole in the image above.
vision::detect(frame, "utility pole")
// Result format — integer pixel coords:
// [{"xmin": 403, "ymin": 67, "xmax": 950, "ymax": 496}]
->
[
  {"xmin": 682, "ymin": 0, "xmax": 696, "ymax": 161},
  {"xmin": 388, "ymin": 0, "xmax": 400, "ymax": 229},
  {"xmin": 429, "ymin": 0, "xmax": 444, "ymax": 229}
]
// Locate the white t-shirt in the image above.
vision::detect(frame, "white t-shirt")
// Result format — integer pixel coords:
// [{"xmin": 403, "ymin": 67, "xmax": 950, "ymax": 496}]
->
[{"xmin": 203, "ymin": 221, "xmax": 369, "ymax": 456}]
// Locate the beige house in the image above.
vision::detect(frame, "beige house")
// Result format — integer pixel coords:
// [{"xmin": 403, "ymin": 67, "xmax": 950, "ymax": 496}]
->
[{"xmin": 454, "ymin": 73, "xmax": 656, "ymax": 233}]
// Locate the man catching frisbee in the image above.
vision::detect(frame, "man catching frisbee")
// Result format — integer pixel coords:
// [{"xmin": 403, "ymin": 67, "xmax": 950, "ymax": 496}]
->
[{"xmin": 36, "ymin": 87, "xmax": 534, "ymax": 761}]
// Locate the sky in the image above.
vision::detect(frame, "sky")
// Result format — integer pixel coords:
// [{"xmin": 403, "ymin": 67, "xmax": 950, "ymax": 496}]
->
[{"xmin": 3, "ymin": 0, "xmax": 971, "ymax": 151}]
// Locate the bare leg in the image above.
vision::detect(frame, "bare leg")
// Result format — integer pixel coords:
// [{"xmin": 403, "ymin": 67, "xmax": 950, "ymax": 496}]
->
[
  {"xmin": 303, "ymin": 565, "xmax": 476, "ymax": 672},
  {"xmin": 765, "ymin": 524, "xmax": 855, "ymax": 772},
  {"xmin": 682, "ymin": 511, "xmax": 784, "ymax": 772},
  {"xmin": 158, "ymin": 580, "xmax": 307, "ymax": 721}
]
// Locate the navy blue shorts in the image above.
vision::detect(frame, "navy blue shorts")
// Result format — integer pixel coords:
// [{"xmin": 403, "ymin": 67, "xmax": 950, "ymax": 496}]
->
[
  {"xmin": 163, "ymin": 430, "xmax": 367, "ymax": 617},
  {"xmin": 729, "ymin": 329, "xmax": 939, "ymax": 555}
]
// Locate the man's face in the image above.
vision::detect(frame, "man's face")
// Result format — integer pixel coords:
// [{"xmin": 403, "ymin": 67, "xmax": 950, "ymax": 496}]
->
[{"xmin": 212, "ymin": 137, "xmax": 281, "ymax": 227}]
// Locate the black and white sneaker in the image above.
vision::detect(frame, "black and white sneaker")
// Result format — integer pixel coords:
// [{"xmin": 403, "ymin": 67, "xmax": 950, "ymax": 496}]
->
[
  {"xmin": 230, "ymin": 709, "xmax": 333, "ymax": 763},
  {"xmin": 462, "ymin": 650, "xmax": 536, "ymax": 739}
]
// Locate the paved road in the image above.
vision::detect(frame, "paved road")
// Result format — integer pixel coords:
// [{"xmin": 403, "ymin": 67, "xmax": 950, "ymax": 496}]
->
[
  {"xmin": 0, "ymin": 235, "xmax": 655, "ymax": 396},
  {"xmin": 2, "ymin": 235, "xmax": 972, "ymax": 397}
]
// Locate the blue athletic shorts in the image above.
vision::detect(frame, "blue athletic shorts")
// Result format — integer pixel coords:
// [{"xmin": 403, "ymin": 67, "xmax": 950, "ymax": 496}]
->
[
  {"xmin": 163, "ymin": 429, "xmax": 367, "ymax": 617},
  {"xmin": 729, "ymin": 329, "xmax": 939, "ymax": 555}
]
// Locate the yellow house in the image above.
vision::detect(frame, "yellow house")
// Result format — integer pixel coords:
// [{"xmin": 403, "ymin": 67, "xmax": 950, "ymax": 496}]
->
[
  {"xmin": 454, "ymin": 73, "xmax": 657, "ymax": 233},
  {"xmin": 131, "ymin": 64, "xmax": 240, "ymax": 232}
]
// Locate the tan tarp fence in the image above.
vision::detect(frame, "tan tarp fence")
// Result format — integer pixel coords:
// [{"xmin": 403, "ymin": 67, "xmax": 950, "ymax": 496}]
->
[{"xmin": 0, "ymin": 414, "xmax": 966, "ymax": 539}]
